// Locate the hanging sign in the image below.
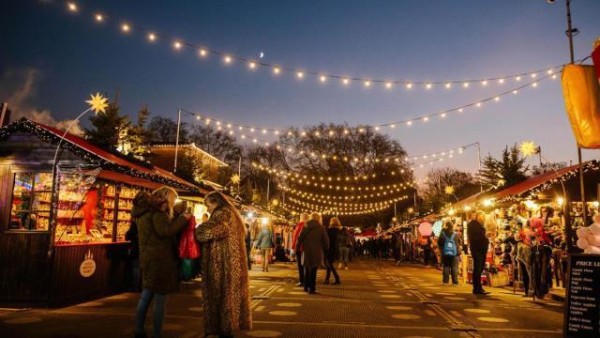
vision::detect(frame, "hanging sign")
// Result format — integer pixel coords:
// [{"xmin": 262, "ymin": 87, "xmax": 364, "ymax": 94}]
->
[
  {"xmin": 79, "ymin": 250, "xmax": 97, "ymax": 278},
  {"xmin": 563, "ymin": 254, "xmax": 600, "ymax": 337}
]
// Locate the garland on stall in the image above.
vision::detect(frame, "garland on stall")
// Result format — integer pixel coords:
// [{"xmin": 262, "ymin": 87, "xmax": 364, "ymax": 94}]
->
[
  {"xmin": 496, "ymin": 160, "xmax": 600, "ymax": 203},
  {"xmin": 0, "ymin": 118, "xmax": 205, "ymax": 193}
]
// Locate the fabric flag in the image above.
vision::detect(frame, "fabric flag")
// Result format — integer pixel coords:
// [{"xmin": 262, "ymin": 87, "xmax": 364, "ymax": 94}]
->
[
  {"xmin": 561, "ymin": 64, "xmax": 600, "ymax": 149},
  {"xmin": 592, "ymin": 39, "xmax": 600, "ymax": 85}
]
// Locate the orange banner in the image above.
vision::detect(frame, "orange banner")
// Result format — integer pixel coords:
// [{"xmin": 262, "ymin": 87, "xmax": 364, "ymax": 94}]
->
[{"xmin": 561, "ymin": 64, "xmax": 600, "ymax": 149}]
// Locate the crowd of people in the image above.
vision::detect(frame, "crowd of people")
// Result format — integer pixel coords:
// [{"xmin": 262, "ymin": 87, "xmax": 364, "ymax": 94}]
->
[{"xmin": 126, "ymin": 186, "xmax": 568, "ymax": 338}]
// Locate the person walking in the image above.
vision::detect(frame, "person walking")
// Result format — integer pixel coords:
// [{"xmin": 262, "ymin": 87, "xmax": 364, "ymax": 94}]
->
[
  {"xmin": 438, "ymin": 221, "xmax": 462, "ymax": 285},
  {"xmin": 467, "ymin": 211, "xmax": 490, "ymax": 295},
  {"xmin": 291, "ymin": 213, "xmax": 308, "ymax": 287},
  {"xmin": 337, "ymin": 226, "xmax": 351, "ymax": 270},
  {"xmin": 195, "ymin": 191, "xmax": 252, "ymax": 338},
  {"xmin": 133, "ymin": 187, "xmax": 191, "ymax": 338},
  {"xmin": 324, "ymin": 217, "xmax": 342, "ymax": 285},
  {"xmin": 254, "ymin": 220, "xmax": 274, "ymax": 272},
  {"xmin": 296, "ymin": 212, "xmax": 329, "ymax": 294}
]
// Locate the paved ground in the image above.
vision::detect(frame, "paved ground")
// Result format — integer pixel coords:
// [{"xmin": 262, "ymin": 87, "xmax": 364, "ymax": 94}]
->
[{"xmin": 0, "ymin": 259, "xmax": 564, "ymax": 338}]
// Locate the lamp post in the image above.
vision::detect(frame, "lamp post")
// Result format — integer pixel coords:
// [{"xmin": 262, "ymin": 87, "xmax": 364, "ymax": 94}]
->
[{"xmin": 549, "ymin": 0, "xmax": 587, "ymax": 227}]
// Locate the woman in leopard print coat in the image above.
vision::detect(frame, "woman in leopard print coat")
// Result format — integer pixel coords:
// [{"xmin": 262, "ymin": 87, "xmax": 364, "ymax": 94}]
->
[{"xmin": 195, "ymin": 191, "xmax": 252, "ymax": 337}]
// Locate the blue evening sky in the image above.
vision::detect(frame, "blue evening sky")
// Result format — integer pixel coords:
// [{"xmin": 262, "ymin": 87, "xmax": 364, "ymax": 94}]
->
[{"xmin": 2, "ymin": 0, "xmax": 600, "ymax": 179}]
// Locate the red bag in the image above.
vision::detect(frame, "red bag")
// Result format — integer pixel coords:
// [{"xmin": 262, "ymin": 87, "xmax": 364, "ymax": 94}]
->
[{"xmin": 179, "ymin": 216, "xmax": 200, "ymax": 259}]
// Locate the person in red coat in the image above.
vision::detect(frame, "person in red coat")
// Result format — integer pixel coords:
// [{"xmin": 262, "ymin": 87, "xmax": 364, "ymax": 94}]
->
[{"xmin": 291, "ymin": 213, "xmax": 309, "ymax": 287}]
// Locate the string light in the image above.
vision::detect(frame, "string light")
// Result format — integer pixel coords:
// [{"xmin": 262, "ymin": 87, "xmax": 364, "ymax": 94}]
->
[
  {"xmin": 94, "ymin": 14, "xmax": 104, "ymax": 22},
  {"xmin": 184, "ymin": 71, "xmax": 552, "ymax": 138},
  {"xmin": 287, "ymin": 195, "xmax": 408, "ymax": 209},
  {"xmin": 281, "ymin": 185, "xmax": 412, "ymax": 201},
  {"xmin": 55, "ymin": 2, "xmax": 576, "ymax": 94},
  {"xmin": 282, "ymin": 200, "xmax": 397, "ymax": 216}
]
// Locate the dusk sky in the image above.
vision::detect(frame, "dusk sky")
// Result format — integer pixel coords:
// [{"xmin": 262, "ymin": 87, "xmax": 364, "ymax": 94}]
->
[{"xmin": 2, "ymin": 0, "xmax": 600, "ymax": 179}]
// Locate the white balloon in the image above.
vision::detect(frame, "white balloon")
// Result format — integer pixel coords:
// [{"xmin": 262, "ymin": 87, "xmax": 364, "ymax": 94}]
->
[
  {"xmin": 585, "ymin": 245, "xmax": 600, "ymax": 254},
  {"xmin": 577, "ymin": 237, "xmax": 589, "ymax": 249},
  {"xmin": 590, "ymin": 223, "xmax": 600, "ymax": 235},
  {"xmin": 587, "ymin": 234, "xmax": 600, "ymax": 246},
  {"xmin": 576, "ymin": 226, "xmax": 590, "ymax": 239}
]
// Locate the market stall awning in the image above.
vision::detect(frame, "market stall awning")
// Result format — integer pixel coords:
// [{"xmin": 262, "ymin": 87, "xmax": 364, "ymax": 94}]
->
[
  {"xmin": 493, "ymin": 161, "xmax": 598, "ymax": 202},
  {"xmin": 1, "ymin": 118, "xmax": 210, "ymax": 193},
  {"xmin": 450, "ymin": 191, "xmax": 489, "ymax": 210}
]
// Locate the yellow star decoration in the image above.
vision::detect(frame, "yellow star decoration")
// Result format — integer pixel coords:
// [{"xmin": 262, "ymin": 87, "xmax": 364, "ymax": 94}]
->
[
  {"xmin": 230, "ymin": 174, "xmax": 240, "ymax": 184},
  {"xmin": 86, "ymin": 93, "xmax": 109, "ymax": 114},
  {"xmin": 445, "ymin": 186, "xmax": 455, "ymax": 195},
  {"xmin": 520, "ymin": 141, "xmax": 538, "ymax": 158}
]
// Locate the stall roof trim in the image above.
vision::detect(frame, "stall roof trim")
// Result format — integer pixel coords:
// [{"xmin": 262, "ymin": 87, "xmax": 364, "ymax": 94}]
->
[
  {"xmin": 1, "ymin": 118, "xmax": 211, "ymax": 194},
  {"xmin": 493, "ymin": 160, "xmax": 599, "ymax": 201}
]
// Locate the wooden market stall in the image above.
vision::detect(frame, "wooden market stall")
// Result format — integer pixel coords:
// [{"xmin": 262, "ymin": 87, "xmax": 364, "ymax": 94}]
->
[{"xmin": 0, "ymin": 118, "xmax": 210, "ymax": 307}]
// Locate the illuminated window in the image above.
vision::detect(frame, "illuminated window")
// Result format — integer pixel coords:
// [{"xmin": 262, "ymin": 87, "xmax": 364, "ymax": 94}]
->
[{"xmin": 9, "ymin": 172, "xmax": 53, "ymax": 231}]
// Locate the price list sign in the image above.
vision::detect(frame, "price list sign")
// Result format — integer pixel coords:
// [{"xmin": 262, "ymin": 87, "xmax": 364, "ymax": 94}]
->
[{"xmin": 564, "ymin": 254, "xmax": 600, "ymax": 338}]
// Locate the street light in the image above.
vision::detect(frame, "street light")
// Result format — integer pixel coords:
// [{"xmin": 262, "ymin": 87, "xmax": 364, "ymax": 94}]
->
[{"xmin": 548, "ymin": 0, "xmax": 588, "ymax": 230}]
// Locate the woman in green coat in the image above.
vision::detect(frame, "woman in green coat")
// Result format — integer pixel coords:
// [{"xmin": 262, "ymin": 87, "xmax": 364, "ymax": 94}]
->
[{"xmin": 133, "ymin": 187, "xmax": 190, "ymax": 338}]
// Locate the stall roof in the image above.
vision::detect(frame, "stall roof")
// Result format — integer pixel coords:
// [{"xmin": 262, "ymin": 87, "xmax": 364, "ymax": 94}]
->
[
  {"xmin": 1, "ymin": 118, "xmax": 211, "ymax": 194},
  {"xmin": 494, "ymin": 160, "xmax": 599, "ymax": 202}
]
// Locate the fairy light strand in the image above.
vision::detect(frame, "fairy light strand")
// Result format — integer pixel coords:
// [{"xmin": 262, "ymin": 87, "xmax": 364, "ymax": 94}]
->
[
  {"xmin": 182, "ymin": 72, "xmax": 555, "ymax": 141},
  {"xmin": 59, "ymin": 1, "xmax": 570, "ymax": 93}
]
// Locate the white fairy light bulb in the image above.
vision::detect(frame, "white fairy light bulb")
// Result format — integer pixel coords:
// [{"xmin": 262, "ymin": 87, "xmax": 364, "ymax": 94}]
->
[
  {"xmin": 445, "ymin": 83, "xmax": 451, "ymax": 89},
  {"xmin": 249, "ymin": 62, "xmax": 256, "ymax": 69},
  {"xmin": 297, "ymin": 71, "xmax": 304, "ymax": 79},
  {"xmin": 68, "ymin": 2, "xmax": 78, "ymax": 12},
  {"xmin": 463, "ymin": 82, "xmax": 469, "ymax": 88},
  {"xmin": 425, "ymin": 83, "xmax": 432, "ymax": 90},
  {"xmin": 320, "ymin": 75, "xmax": 327, "ymax": 82},
  {"xmin": 148, "ymin": 33, "xmax": 156, "ymax": 42},
  {"xmin": 199, "ymin": 49, "xmax": 207, "ymax": 57},
  {"xmin": 224, "ymin": 56, "xmax": 232, "ymax": 64},
  {"xmin": 481, "ymin": 80, "xmax": 488, "ymax": 86},
  {"xmin": 516, "ymin": 76, "xmax": 522, "ymax": 81},
  {"xmin": 95, "ymin": 14, "xmax": 104, "ymax": 22},
  {"xmin": 406, "ymin": 83, "xmax": 413, "ymax": 89},
  {"xmin": 342, "ymin": 78, "xmax": 350, "ymax": 85},
  {"xmin": 121, "ymin": 23, "xmax": 130, "ymax": 32},
  {"xmin": 498, "ymin": 79, "xmax": 505, "ymax": 84},
  {"xmin": 385, "ymin": 82, "xmax": 392, "ymax": 89},
  {"xmin": 273, "ymin": 67, "xmax": 280, "ymax": 74},
  {"xmin": 364, "ymin": 81, "xmax": 371, "ymax": 87},
  {"xmin": 173, "ymin": 41, "xmax": 182, "ymax": 50}
]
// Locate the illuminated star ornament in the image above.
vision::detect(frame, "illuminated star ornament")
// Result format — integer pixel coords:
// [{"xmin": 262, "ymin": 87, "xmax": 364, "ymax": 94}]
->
[
  {"xmin": 230, "ymin": 174, "xmax": 241, "ymax": 184},
  {"xmin": 86, "ymin": 93, "xmax": 109, "ymax": 114},
  {"xmin": 520, "ymin": 141, "xmax": 538, "ymax": 157},
  {"xmin": 444, "ymin": 186, "xmax": 455, "ymax": 195}
]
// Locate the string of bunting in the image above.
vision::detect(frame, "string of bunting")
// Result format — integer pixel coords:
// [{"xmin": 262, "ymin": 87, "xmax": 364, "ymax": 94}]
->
[{"xmin": 61, "ymin": 1, "xmax": 565, "ymax": 93}]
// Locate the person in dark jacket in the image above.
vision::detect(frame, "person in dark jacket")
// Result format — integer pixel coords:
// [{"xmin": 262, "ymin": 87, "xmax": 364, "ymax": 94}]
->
[
  {"xmin": 296, "ymin": 213, "xmax": 329, "ymax": 294},
  {"xmin": 437, "ymin": 221, "xmax": 463, "ymax": 285},
  {"xmin": 467, "ymin": 211, "xmax": 490, "ymax": 295},
  {"xmin": 133, "ymin": 187, "xmax": 190, "ymax": 338},
  {"xmin": 324, "ymin": 217, "xmax": 341, "ymax": 285},
  {"xmin": 125, "ymin": 217, "xmax": 141, "ymax": 292}
]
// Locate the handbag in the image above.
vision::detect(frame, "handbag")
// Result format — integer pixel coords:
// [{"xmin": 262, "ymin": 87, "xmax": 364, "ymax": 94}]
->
[{"xmin": 179, "ymin": 216, "xmax": 200, "ymax": 259}]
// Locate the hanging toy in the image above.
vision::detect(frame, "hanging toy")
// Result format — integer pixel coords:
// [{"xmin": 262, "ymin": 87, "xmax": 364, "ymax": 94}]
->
[{"xmin": 575, "ymin": 214, "xmax": 600, "ymax": 254}]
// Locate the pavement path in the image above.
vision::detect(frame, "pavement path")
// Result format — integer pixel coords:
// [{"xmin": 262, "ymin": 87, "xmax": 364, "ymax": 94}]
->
[{"xmin": 0, "ymin": 259, "xmax": 564, "ymax": 338}]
